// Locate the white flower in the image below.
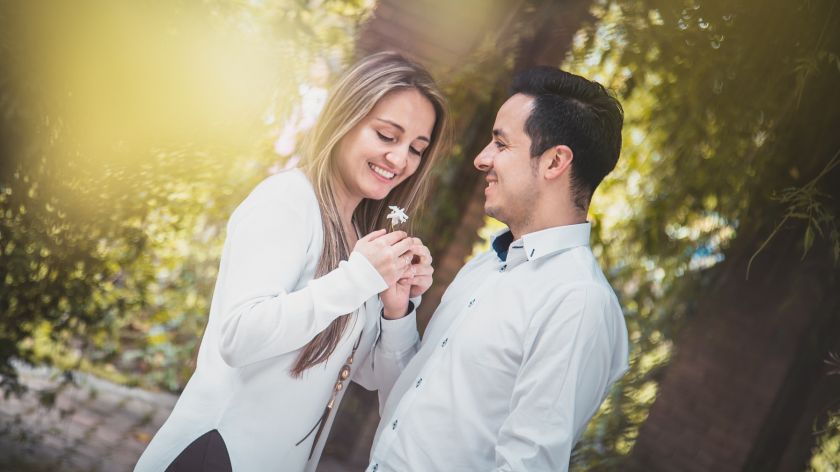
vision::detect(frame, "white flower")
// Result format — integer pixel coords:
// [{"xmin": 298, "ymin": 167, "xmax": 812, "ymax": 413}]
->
[{"xmin": 386, "ymin": 206, "xmax": 409, "ymax": 227}]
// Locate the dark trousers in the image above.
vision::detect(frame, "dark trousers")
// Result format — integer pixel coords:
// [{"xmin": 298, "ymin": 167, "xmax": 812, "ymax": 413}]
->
[{"xmin": 166, "ymin": 429, "xmax": 233, "ymax": 472}]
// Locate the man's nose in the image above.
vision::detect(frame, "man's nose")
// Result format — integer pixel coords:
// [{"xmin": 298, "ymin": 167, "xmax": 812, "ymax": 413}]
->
[{"xmin": 474, "ymin": 145, "xmax": 494, "ymax": 171}]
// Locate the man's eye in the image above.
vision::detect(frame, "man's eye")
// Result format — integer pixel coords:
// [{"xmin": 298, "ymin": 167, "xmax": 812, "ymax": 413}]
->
[
  {"xmin": 377, "ymin": 131, "xmax": 395, "ymax": 142},
  {"xmin": 494, "ymin": 141, "xmax": 505, "ymax": 149}
]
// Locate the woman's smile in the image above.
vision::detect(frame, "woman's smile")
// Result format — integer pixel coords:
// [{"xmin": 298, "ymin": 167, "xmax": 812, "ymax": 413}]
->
[{"xmin": 369, "ymin": 162, "xmax": 397, "ymax": 181}]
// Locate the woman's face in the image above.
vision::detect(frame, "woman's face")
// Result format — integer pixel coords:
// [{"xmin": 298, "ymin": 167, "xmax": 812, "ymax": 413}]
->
[{"xmin": 334, "ymin": 88, "xmax": 436, "ymax": 203}]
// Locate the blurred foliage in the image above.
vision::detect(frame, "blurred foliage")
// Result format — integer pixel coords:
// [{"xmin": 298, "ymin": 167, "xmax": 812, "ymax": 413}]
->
[
  {"xmin": 2, "ymin": 0, "xmax": 840, "ymax": 469},
  {"xmin": 810, "ymin": 408, "xmax": 840, "ymax": 471},
  {"xmin": 541, "ymin": 0, "xmax": 840, "ymax": 469},
  {"xmin": 0, "ymin": 0, "xmax": 373, "ymax": 394}
]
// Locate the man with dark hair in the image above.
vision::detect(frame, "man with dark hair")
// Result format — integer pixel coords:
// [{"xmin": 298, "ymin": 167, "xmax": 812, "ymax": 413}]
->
[{"xmin": 367, "ymin": 67, "xmax": 629, "ymax": 472}]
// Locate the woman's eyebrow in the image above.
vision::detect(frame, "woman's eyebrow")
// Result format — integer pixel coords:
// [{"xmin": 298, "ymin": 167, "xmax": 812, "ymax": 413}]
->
[{"xmin": 375, "ymin": 117, "xmax": 430, "ymax": 142}]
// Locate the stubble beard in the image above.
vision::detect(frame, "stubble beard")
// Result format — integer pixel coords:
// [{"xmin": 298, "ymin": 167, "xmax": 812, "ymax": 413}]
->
[{"xmin": 484, "ymin": 183, "xmax": 539, "ymax": 236}]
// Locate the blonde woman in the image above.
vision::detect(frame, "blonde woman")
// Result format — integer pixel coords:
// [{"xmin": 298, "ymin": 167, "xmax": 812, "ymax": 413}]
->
[{"xmin": 134, "ymin": 52, "xmax": 450, "ymax": 472}]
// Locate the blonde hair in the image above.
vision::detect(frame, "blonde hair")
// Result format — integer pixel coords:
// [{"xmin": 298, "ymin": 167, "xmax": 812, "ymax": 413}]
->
[{"xmin": 292, "ymin": 51, "xmax": 451, "ymax": 376}]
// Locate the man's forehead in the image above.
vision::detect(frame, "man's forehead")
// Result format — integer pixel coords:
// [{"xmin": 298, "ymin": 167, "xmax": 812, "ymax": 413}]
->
[{"xmin": 494, "ymin": 93, "xmax": 534, "ymax": 136}]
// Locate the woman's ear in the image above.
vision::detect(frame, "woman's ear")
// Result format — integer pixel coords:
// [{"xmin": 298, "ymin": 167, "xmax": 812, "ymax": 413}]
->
[{"xmin": 544, "ymin": 145, "xmax": 573, "ymax": 180}]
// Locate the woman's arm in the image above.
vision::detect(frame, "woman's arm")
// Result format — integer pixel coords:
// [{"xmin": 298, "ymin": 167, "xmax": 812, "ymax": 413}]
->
[
  {"xmin": 216, "ymin": 175, "xmax": 388, "ymax": 368},
  {"xmin": 353, "ymin": 296, "xmax": 421, "ymax": 410}
]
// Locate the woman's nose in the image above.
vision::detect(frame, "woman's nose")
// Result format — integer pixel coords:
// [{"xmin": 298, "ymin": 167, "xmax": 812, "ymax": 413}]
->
[{"xmin": 385, "ymin": 150, "xmax": 407, "ymax": 169}]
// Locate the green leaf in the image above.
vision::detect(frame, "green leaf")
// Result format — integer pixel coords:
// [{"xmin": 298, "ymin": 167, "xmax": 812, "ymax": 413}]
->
[{"xmin": 802, "ymin": 224, "xmax": 815, "ymax": 260}]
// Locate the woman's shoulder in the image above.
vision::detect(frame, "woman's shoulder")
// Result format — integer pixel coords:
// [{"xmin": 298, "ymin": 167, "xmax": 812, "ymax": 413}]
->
[
  {"xmin": 230, "ymin": 168, "xmax": 318, "ymax": 226},
  {"xmin": 250, "ymin": 168, "xmax": 317, "ymax": 204}
]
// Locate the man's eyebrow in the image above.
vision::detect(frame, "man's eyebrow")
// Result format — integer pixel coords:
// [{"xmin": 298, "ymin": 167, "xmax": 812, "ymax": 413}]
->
[
  {"xmin": 375, "ymin": 117, "xmax": 430, "ymax": 143},
  {"xmin": 493, "ymin": 129, "xmax": 508, "ymax": 141}
]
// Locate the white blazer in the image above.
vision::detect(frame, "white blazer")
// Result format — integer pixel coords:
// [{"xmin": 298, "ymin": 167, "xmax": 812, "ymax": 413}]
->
[{"xmin": 135, "ymin": 169, "xmax": 420, "ymax": 471}]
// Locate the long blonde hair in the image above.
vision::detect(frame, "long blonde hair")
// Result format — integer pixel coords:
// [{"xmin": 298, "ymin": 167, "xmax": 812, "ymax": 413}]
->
[{"xmin": 292, "ymin": 51, "xmax": 450, "ymax": 376}]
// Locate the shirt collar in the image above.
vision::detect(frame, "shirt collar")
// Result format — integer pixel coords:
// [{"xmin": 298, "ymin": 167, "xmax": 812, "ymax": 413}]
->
[
  {"xmin": 491, "ymin": 222, "xmax": 591, "ymax": 262},
  {"xmin": 490, "ymin": 230, "xmax": 515, "ymax": 262}
]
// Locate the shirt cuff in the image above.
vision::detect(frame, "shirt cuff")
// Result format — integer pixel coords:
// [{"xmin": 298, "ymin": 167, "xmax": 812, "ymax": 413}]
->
[{"xmin": 378, "ymin": 303, "xmax": 420, "ymax": 356}]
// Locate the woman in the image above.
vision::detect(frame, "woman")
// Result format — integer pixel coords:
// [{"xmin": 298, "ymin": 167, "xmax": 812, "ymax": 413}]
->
[{"xmin": 135, "ymin": 51, "xmax": 450, "ymax": 471}]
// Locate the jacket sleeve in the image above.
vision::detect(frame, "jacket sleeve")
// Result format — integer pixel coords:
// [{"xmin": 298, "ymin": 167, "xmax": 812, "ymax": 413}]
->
[
  {"xmin": 352, "ymin": 296, "xmax": 421, "ymax": 412},
  {"xmin": 216, "ymin": 176, "xmax": 388, "ymax": 367}
]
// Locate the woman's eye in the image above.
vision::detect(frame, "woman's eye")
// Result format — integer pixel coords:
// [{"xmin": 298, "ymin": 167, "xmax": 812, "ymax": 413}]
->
[
  {"xmin": 376, "ymin": 131, "xmax": 395, "ymax": 142},
  {"xmin": 409, "ymin": 146, "xmax": 423, "ymax": 157}
]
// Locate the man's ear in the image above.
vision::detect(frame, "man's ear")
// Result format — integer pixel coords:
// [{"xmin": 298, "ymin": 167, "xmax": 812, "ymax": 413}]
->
[{"xmin": 544, "ymin": 145, "xmax": 573, "ymax": 180}]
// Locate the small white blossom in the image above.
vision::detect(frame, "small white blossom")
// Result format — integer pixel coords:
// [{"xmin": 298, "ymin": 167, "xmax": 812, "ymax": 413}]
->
[{"xmin": 386, "ymin": 206, "xmax": 409, "ymax": 227}]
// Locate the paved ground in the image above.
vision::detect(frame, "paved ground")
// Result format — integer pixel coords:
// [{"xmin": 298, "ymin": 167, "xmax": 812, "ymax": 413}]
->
[{"xmin": 0, "ymin": 365, "xmax": 351, "ymax": 471}]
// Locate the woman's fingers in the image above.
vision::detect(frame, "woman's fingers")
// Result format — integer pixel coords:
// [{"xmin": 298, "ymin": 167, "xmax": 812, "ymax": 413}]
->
[
  {"xmin": 359, "ymin": 228, "xmax": 387, "ymax": 242},
  {"xmin": 410, "ymin": 265, "xmax": 434, "ymax": 277},
  {"xmin": 409, "ymin": 238, "xmax": 432, "ymax": 264},
  {"xmin": 376, "ymin": 230, "xmax": 408, "ymax": 245},
  {"xmin": 389, "ymin": 237, "xmax": 413, "ymax": 257}
]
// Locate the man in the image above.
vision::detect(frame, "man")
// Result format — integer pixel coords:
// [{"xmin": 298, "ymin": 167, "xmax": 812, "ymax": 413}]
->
[{"xmin": 366, "ymin": 66, "xmax": 629, "ymax": 471}]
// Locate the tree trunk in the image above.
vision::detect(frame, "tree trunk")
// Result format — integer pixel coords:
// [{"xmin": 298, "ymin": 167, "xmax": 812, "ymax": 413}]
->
[{"xmin": 629, "ymin": 122, "xmax": 840, "ymax": 472}]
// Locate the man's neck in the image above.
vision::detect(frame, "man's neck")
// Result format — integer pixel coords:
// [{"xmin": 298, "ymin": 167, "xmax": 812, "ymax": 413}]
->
[{"xmin": 509, "ymin": 212, "xmax": 587, "ymax": 241}]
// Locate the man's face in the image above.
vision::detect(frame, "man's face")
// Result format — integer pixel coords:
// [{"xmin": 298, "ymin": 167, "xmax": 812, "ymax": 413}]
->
[{"xmin": 473, "ymin": 93, "xmax": 540, "ymax": 230}]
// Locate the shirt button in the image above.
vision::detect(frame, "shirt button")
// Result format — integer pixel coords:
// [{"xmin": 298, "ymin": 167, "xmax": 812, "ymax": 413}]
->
[
  {"xmin": 500, "ymin": 265, "xmax": 506, "ymax": 272},
  {"xmin": 468, "ymin": 298, "xmax": 475, "ymax": 307},
  {"xmin": 441, "ymin": 338, "xmax": 448, "ymax": 347},
  {"xmin": 372, "ymin": 464, "xmax": 379, "ymax": 472},
  {"xmin": 392, "ymin": 419, "xmax": 398, "ymax": 430},
  {"xmin": 416, "ymin": 378, "xmax": 423, "ymax": 388}
]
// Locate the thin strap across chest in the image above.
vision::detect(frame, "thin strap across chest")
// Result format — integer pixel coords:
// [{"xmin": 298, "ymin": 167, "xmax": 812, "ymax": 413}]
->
[{"xmin": 295, "ymin": 327, "xmax": 364, "ymax": 459}]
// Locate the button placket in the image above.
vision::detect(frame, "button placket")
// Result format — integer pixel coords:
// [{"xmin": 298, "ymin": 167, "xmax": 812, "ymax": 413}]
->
[{"xmin": 370, "ymin": 268, "xmax": 502, "ymax": 464}]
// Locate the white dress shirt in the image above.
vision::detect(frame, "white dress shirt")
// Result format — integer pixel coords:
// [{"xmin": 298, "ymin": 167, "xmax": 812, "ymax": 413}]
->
[
  {"xmin": 367, "ymin": 223, "xmax": 629, "ymax": 472},
  {"xmin": 135, "ymin": 169, "xmax": 420, "ymax": 472}
]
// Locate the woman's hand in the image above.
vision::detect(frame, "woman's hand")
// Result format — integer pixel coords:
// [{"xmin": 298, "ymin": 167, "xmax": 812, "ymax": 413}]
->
[
  {"xmin": 380, "ymin": 272, "xmax": 413, "ymax": 319},
  {"xmin": 407, "ymin": 237, "xmax": 433, "ymax": 299},
  {"xmin": 379, "ymin": 237, "xmax": 433, "ymax": 319},
  {"xmin": 354, "ymin": 229, "xmax": 414, "ymax": 288}
]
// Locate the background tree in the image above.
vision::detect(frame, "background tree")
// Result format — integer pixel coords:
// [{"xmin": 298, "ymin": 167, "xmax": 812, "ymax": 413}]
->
[
  {"xmin": 559, "ymin": 0, "xmax": 840, "ymax": 469},
  {"xmin": 2, "ymin": 0, "xmax": 838, "ymax": 470},
  {"xmin": 0, "ymin": 0, "xmax": 372, "ymax": 394}
]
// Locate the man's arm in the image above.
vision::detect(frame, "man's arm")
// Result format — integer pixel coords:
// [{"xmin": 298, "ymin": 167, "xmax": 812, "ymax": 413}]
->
[{"xmin": 494, "ymin": 284, "xmax": 627, "ymax": 472}]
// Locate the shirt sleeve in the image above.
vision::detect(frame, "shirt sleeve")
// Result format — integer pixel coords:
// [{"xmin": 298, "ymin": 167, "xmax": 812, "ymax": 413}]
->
[
  {"xmin": 352, "ymin": 296, "xmax": 421, "ymax": 412},
  {"xmin": 493, "ymin": 285, "xmax": 626, "ymax": 472},
  {"xmin": 216, "ymin": 176, "xmax": 388, "ymax": 367}
]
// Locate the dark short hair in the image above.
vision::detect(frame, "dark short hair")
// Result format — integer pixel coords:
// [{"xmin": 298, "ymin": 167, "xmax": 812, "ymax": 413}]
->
[{"xmin": 511, "ymin": 67, "xmax": 623, "ymax": 211}]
